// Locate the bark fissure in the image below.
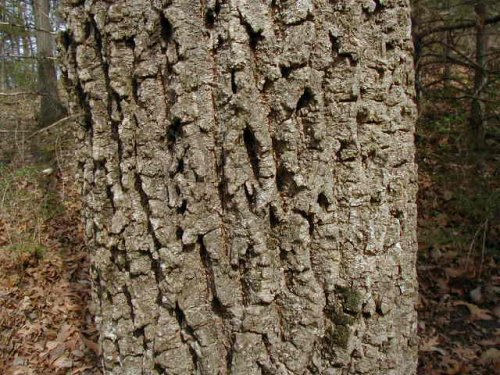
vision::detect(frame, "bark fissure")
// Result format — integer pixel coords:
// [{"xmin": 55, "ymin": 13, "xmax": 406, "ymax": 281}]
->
[{"xmin": 174, "ymin": 302, "xmax": 200, "ymax": 371}]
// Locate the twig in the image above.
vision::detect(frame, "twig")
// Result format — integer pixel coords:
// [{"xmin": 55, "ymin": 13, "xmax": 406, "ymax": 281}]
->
[
  {"xmin": 0, "ymin": 21, "xmax": 56, "ymax": 35},
  {"xmin": 28, "ymin": 113, "xmax": 85, "ymax": 139},
  {"xmin": 415, "ymin": 14, "xmax": 500, "ymax": 40},
  {"xmin": 465, "ymin": 224, "xmax": 482, "ymax": 272},
  {"xmin": 0, "ymin": 54, "xmax": 58, "ymax": 60},
  {"xmin": 0, "ymin": 91, "xmax": 44, "ymax": 97},
  {"xmin": 479, "ymin": 220, "xmax": 488, "ymax": 280}
]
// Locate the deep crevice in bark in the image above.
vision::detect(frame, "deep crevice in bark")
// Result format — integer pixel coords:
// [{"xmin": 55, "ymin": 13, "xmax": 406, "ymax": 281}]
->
[
  {"xmin": 296, "ymin": 87, "xmax": 314, "ymax": 112},
  {"xmin": 74, "ymin": 81, "xmax": 92, "ymax": 131},
  {"xmin": 238, "ymin": 13, "xmax": 264, "ymax": 50},
  {"xmin": 243, "ymin": 126, "xmax": 260, "ymax": 180},
  {"xmin": 231, "ymin": 69, "xmax": 237, "ymax": 94},
  {"xmin": 177, "ymin": 199, "xmax": 188, "ymax": 214},
  {"xmin": 279, "ymin": 248, "xmax": 293, "ymax": 290},
  {"xmin": 176, "ymin": 227, "xmax": 184, "ymax": 240},
  {"xmin": 238, "ymin": 249, "xmax": 253, "ymax": 307},
  {"xmin": 244, "ymin": 183, "xmax": 256, "ymax": 206},
  {"xmin": 198, "ymin": 236, "xmax": 216, "ymax": 294},
  {"xmin": 328, "ymin": 31, "xmax": 341, "ymax": 53},
  {"xmin": 154, "ymin": 364, "xmax": 167, "ymax": 373},
  {"xmin": 123, "ymin": 285, "xmax": 136, "ymax": 322},
  {"xmin": 276, "ymin": 166, "xmax": 301, "ymax": 196},
  {"xmin": 167, "ymin": 117, "xmax": 183, "ymax": 151},
  {"xmin": 225, "ymin": 333, "xmax": 235, "ymax": 370},
  {"xmin": 133, "ymin": 173, "xmax": 163, "ymax": 251},
  {"xmin": 205, "ymin": 0, "xmax": 221, "ymax": 29},
  {"xmin": 294, "ymin": 209, "xmax": 315, "ymax": 236},
  {"xmin": 280, "ymin": 65, "xmax": 292, "ymax": 78},
  {"xmin": 131, "ymin": 76, "xmax": 139, "ymax": 103},
  {"xmin": 269, "ymin": 205, "xmax": 280, "ymax": 228},
  {"xmin": 174, "ymin": 302, "xmax": 199, "ymax": 370},
  {"xmin": 317, "ymin": 193, "xmax": 330, "ymax": 211},
  {"xmin": 159, "ymin": 12, "xmax": 174, "ymax": 44}
]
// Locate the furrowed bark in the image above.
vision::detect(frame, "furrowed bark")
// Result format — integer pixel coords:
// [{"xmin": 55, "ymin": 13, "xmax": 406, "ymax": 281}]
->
[{"xmin": 61, "ymin": 0, "xmax": 418, "ymax": 373}]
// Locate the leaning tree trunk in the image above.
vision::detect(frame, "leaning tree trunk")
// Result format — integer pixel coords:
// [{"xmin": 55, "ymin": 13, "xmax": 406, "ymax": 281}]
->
[
  {"xmin": 33, "ymin": 0, "xmax": 66, "ymax": 128},
  {"xmin": 61, "ymin": 0, "xmax": 418, "ymax": 373}
]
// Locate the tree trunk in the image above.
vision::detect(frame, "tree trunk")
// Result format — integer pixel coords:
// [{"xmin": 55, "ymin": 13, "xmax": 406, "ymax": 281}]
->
[
  {"xmin": 0, "ymin": 0, "xmax": 6, "ymax": 91},
  {"xmin": 470, "ymin": 1, "xmax": 488, "ymax": 150},
  {"xmin": 61, "ymin": 0, "xmax": 418, "ymax": 373},
  {"xmin": 21, "ymin": 1, "xmax": 32, "ymax": 58},
  {"xmin": 33, "ymin": 0, "xmax": 65, "ymax": 128},
  {"xmin": 443, "ymin": 31, "xmax": 452, "ymax": 91}
]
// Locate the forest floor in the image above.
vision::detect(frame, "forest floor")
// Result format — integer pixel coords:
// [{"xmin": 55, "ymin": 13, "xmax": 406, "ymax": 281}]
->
[
  {"xmin": 0, "ymin": 95, "xmax": 100, "ymax": 374},
  {"xmin": 416, "ymin": 101, "xmax": 500, "ymax": 374},
  {"xmin": 0, "ymin": 95, "xmax": 498, "ymax": 374}
]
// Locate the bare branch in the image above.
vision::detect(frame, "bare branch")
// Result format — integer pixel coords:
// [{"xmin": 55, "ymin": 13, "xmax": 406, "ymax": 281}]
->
[
  {"xmin": 0, "ymin": 53, "xmax": 58, "ymax": 60},
  {"xmin": 0, "ymin": 21, "xmax": 57, "ymax": 35},
  {"xmin": 28, "ymin": 113, "xmax": 85, "ymax": 139},
  {"xmin": 415, "ymin": 14, "xmax": 500, "ymax": 40},
  {"xmin": 0, "ymin": 91, "xmax": 43, "ymax": 97}
]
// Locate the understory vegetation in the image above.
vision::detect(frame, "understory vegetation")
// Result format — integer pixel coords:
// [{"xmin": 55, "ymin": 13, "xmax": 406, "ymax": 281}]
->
[{"xmin": 416, "ymin": 93, "xmax": 499, "ymax": 374}]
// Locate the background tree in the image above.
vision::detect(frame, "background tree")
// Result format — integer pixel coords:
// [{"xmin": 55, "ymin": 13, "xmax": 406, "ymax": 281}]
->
[
  {"xmin": 0, "ymin": 0, "xmax": 37, "ymax": 90},
  {"xmin": 0, "ymin": 0, "xmax": 66, "ymax": 164},
  {"xmin": 33, "ymin": 0, "xmax": 65, "ymax": 128},
  {"xmin": 61, "ymin": 0, "xmax": 418, "ymax": 373},
  {"xmin": 412, "ymin": 3, "xmax": 499, "ymax": 371},
  {"xmin": 412, "ymin": 0, "xmax": 500, "ymax": 149}
]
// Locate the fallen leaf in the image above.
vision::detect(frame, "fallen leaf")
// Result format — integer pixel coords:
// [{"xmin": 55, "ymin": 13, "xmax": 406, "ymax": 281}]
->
[
  {"xmin": 469, "ymin": 286, "xmax": 483, "ymax": 304},
  {"xmin": 479, "ymin": 348, "xmax": 500, "ymax": 366},
  {"xmin": 493, "ymin": 305, "xmax": 500, "ymax": 318},
  {"xmin": 73, "ymin": 366, "xmax": 93, "ymax": 374},
  {"xmin": 56, "ymin": 322, "xmax": 75, "ymax": 343},
  {"xmin": 80, "ymin": 333, "xmax": 99, "ymax": 354},
  {"xmin": 11, "ymin": 366, "xmax": 35, "ymax": 375},
  {"xmin": 52, "ymin": 355, "xmax": 73, "ymax": 369},
  {"xmin": 420, "ymin": 336, "xmax": 447, "ymax": 355},
  {"xmin": 453, "ymin": 301, "xmax": 494, "ymax": 321},
  {"xmin": 45, "ymin": 341, "xmax": 59, "ymax": 351},
  {"xmin": 453, "ymin": 347, "xmax": 477, "ymax": 361},
  {"xmin": 443, "ymin": 358, "xmax": 462, "ymax": 375},
  {"xmin": 445, "ymin": 267, "xmax": 467, "ymax": 278}
]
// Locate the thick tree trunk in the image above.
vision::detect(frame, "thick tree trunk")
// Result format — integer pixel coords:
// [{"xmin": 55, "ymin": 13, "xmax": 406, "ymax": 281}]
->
[
  {"xmin": 33, "ymin": 0, "xmax": 65, "ymax": 128},
  {"xmin": 61, "ymin": 0, "xmax": 418, "ymax": 373}
]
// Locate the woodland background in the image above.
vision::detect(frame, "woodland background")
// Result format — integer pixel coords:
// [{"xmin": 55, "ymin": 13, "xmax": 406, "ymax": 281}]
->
[{"xmin": 0, "ymin": 0, "xmax": 498, "ymax": 373}]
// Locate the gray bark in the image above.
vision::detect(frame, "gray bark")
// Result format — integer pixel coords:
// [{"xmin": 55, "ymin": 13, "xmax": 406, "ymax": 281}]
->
[{"xmin": 61, "ymin": 0, "xmax": 418, "ymax": 373}]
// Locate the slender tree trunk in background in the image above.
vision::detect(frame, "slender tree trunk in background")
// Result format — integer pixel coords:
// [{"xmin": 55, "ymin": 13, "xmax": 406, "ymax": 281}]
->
[
  {"xmin": 62, "ymin": 0, "xmax": 418, "ymax": 373},
  {"xmin": 33, "ymin": 0, "xmax": 65, "ymax": 128},
  {"xmin": 0, "ymin": 0, "xmax": 6, "ymax": 90},
  {"xmin": 470, "ymin": 1, "xmax": 488, "ymax": 150},
  {"xmin": 411, "ymin": 12, "xmax": 422, "ymax": 102},
  {"xmin": 443, "ymin": 31, "xmax": 452, "ymax": 90},
  {"xmin": 0, "ymin": 31, "xmax": 5, "ymax": 90},
  {"xmin": 21, "ymin": 1, "xmax": 32, "ymax": 57}
]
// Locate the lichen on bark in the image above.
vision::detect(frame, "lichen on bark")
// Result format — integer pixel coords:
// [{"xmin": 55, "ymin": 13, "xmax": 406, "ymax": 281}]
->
[{"xmin": 61, "ymin": 0, "xmax": 419, "ymax": 373}]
